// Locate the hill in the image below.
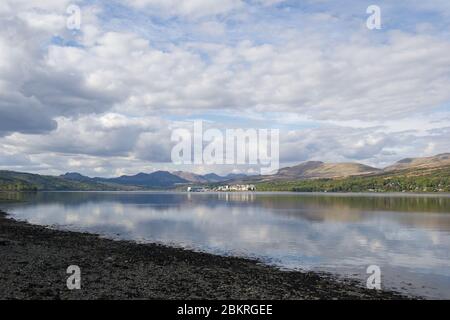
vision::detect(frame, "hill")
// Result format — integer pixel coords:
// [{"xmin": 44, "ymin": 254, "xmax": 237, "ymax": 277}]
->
[
  {"xmin": 172, "ymin": 172, "xmax": 248, "ymax": 183},
  {"xmin": 255, "ymin": 164, "xmax": 450, "ymax": 193},
  {"xmin": 0, "ymin": 171, "xmax": 126, "ymax": 191},
  {"xmin": 172, "ymin": 171, "xmax": 209, "ymax": 183},
  {"xmin": 103, "ymin": 171, "xmax": 188, "ymax": 188},
  {"xmin": 384, "ymin": 153, "xmax": 450, "ymax": 172},
  {"xmin": 275, "ymin": 161, "xmax": 381, "ymax": 179},
  {"xmin": 60, "ymin": 172, "xmax": 94, "ymax": 183}
]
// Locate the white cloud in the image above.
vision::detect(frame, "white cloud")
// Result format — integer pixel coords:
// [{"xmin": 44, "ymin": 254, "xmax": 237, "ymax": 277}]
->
[
  {"xmin": 128, "ymin": 0, "xmax": 244, "ymax": 18},
  {"xmin": 28, "ymin": 29, "xmax": 450, "ymax": 121},
  {"xmin": 0, "ymin": 0, "xmax": 449, "ymax": 175}
]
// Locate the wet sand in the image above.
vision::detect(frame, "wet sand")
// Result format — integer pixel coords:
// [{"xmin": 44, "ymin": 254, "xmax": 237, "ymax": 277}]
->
[{"xmin": 0, "ymin": 210, "xmax": 409, "ymax": 300}]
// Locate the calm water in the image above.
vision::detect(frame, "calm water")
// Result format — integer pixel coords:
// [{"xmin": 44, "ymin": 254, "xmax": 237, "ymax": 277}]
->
[{"xmin": 2, "ymin": 191, "xmax": 450, "ymax": 299}]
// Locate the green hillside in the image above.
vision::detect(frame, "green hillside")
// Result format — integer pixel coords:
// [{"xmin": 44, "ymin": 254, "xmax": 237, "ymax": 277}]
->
[
  {"xmin": 0, "ymin": 171, "xmax": 125, "ymax": 191},
  {"xmin": 256, "ymin": 166, "xmax": 450, "ymax": 193}
]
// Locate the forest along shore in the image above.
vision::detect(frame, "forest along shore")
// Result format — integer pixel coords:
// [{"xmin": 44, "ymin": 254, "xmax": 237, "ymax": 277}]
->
[{"xmin": 0, "ymin": 210, "xmax": 409, "ymax": 300}]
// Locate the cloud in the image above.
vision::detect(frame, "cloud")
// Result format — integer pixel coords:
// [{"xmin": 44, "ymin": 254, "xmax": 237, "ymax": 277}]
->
[
  {"xmin": 127, "ymin": 0, "xmax": 244, "ymax": 18},
  {"xmin": 0, "ymin": 1, "xmax": 75, "ymax": 136},
  {"xmin": 29, "ymin": 29, "xmax": 450, "ymax": 122},
  {"xmin": 0, "ymin": 0, "xmax": 449, "ymax": 175},
  {"xmin": 1, "ymin": 113, "xmax": 168, "ymax": 157}
]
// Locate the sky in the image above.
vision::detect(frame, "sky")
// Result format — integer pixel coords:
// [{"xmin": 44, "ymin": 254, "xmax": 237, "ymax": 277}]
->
[{"xmin": 1, "ymin": 0, "xmax": 450, "ymax": 177}]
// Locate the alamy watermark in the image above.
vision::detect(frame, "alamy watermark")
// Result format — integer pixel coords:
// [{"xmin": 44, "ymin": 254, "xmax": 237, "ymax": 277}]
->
[
  {"xmin": 66, "ymin": 265, "xmax": 81, "ymax": 290},
  {"xmin": 171, "ymin": 121, "xmax": 279, "ymax": 175},
  {"xmin": 366, "ymin": 5, "xmax": 381, "ymax": 30},
  {"xmin": 366, "ymin": 265, "xmax": 381, "ymax": 290},
  {"xmin": 66, "ymin": 4, "xmax": 81, "ymax": 30}
]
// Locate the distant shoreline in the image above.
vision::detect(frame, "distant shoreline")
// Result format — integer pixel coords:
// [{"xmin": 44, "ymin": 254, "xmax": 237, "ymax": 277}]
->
[
  {"xmin": 0, "ymin": 210, "xmax": 410, "ymax": 300},
  {"xmin": 2, "ymin": 189, "xmax": 450, "ymax": 195},
  {"xmin": 2, "ymin": 153, "xmax": 450, "ymax": 192}
]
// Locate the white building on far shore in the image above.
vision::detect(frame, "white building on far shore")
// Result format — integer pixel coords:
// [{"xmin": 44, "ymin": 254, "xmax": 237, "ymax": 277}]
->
[{"xmin": 187, "ymin": 184, "xmax": 256, "ymax": 192}]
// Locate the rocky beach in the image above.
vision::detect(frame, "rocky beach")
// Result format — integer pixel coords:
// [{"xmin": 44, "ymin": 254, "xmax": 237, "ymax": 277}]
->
[{"xmin": 0, "ymin": 210, "xmax": 408, "ymax": 300}]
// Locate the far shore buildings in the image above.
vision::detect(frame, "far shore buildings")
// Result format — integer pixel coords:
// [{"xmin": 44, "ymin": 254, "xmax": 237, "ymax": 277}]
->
[
  {"xmin": 216, "ymin": 184, "xmax": 256, "ymax": 192},
  {"xmin": 187, "ymin": 184, "xmax": 256, "ymax": 192}
]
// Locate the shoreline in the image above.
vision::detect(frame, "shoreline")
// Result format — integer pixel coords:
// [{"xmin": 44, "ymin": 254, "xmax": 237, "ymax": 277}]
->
[
  {"xmin": 3, "ymin": 190, "xmax": 450, "ymax": 195},
  {"xmin": 0, "ymin": 210, "xmax": 410, "ymax": 300}
]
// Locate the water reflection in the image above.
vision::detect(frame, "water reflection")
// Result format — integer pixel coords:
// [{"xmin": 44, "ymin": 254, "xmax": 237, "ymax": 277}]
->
[{"xmin": 1, "ymin": 191, "xmax": 450, "ymax": 299}]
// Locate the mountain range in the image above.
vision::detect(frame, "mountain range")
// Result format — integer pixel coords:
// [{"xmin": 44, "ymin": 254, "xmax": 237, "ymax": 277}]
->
[
  {"xmin": 262, "ymin": 161, "xmax": 380, "ymax": 181},
  {"xmin": 384, "ymin": 153, "xmax": 450, "ymax": 172},
  {"xmin": 1, "ymin": 153, "xmax": 450, "ymax": 191},
  {"xmin": 58, "ymin": 171, "xmax": 249, "ymax": 189}
]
